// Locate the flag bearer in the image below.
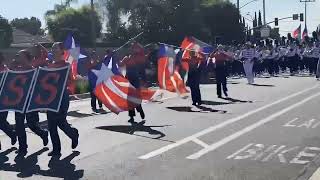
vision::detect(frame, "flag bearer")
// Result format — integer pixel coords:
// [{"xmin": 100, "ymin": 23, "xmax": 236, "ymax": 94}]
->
[
  {"xmin": 187, "ymin": 51, "xmax": 204, "ymax": 105},
  {"xmin": 47, "ymin": 42, "xmax": 79, "ymax": 156},
  {"xmin": 11, "ymin": 50, "xmax": 48, "ymax": 156},
  {"xmin": 0, "ymin": 52, "xmax": 17, "ymax": 149},
  {"xmin": 120, "ymin": 43, "xmax": 147, "ymax": 124},
  {"xmin": 87, "ymin": 50, "xmax": 103, "ymax": 113}
]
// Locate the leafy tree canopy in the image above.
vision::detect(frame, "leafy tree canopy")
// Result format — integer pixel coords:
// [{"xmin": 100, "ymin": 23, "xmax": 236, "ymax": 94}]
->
[
  {"xmin": 0, "ymin": 15, "xmax": 13, "ymax": 48},
  {"xmin": 11, "ymin": 17, "xmax": 43, "ymax": 35},
  {"xmin": 46, "ymin": 5, "xmax": 102, "ymax": 46}
]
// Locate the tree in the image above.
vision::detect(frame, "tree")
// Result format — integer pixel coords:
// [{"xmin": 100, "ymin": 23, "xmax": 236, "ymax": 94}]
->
[
  {"xmin": 258, "ymin": 11, "xmax": 262, "ymax": 26},
  {"xmin": 0, "ymin": 16, "xmax": 13, "ymax": 48},
  {"xmin": 98, "ymin": 0, "xmax": 245, "ymax": 45},
  {"xmin": 46, "ymin": 6, "xmax": 102, "ymax": 46},
  {"xmin": 11, "ymin": 17, "xmax": 43, "ymax": 35}
]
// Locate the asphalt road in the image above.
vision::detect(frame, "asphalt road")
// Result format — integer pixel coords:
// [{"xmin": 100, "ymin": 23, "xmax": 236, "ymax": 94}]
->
[{"xmin": 1, "ymin": 76, "xmax": 320, "ymax": 180}]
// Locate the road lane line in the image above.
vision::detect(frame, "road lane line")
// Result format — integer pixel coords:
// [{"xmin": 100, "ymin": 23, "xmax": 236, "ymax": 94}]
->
[
  {"xmin": 139, "ymin": 85, "xmax": 319, "ymax": 160},
  {"xmin": 186, "ymin": 92, "xmax": 320, "ymax": 159}
]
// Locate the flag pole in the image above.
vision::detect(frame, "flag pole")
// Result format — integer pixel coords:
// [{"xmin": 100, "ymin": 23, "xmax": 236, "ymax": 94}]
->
[
  {"xmin": 158, "ymin": 42, "xmax": 212, "ymax": 54},
  {"xmin": 113, "ymin": 32, "xmax": 144, "ymax": 53}
]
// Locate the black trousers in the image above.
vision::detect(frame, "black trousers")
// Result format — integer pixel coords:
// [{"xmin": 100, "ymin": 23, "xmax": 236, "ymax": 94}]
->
[
  {"xmin": 15, "ymin": 111, "xmax": 46, "ymax": 150},
  {"xmin": 0, "ymin": 112, "xmax": 15, "ymax": 139},
  {"xmin": 216, "ymin": 68, "xmax": 228, "ymax": 97},
  {"xmin": 128, "ymin": 105, "xmax": 144, "ymax": 118},
  {"xmin": 188, "ymin": 71, "xmax": 202, "ymax": 104},
  {"xmin": 90, "ymin": 91, "xmax": 102, "ymax": 109},
  {"xmin": 47, "ymin": 93, "xmax": 78, "ymax": 152}
]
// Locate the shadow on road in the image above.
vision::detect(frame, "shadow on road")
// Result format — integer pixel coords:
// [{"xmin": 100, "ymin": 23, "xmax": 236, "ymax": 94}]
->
[
  {"xmin": 96, "ymin": 123, "xmax": 174, "ymax": 143},
  {"xmin": 41, "ymin": 151, "xmax": 83, "ymax": 180},
  {"xmin": 68, "ymin": 110, "xmax": 109, "ymax": 118},
  {"xmin": 201, "ymin": 100, "xmax": 232, "ymax": 106},
  {"xmin": 0, "ymin": 147, "xmax": 17, "ymax": 171},
  {"xmin": 167, "ymin": 106, "xmax": 227, "ymax": 114},
  {"xmin": 221, "ymin": 97, "xmax": 254, "ymax": 104},
  {"xmin": 250, "ymin": 83, "xmax": 275, "ymax": 87},
  {"xmin": 0, "ymin": 148, "xmax": 83, "ymax": 179}
]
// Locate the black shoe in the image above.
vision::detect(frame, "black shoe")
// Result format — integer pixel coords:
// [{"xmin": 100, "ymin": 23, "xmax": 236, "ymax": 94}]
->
[
  {"xmin": 197, "ymin": 101, "xmax": 202, "ymax": 106},
  {"xmin": 11, "ymin": 135, "xmax": 17, "ymax": 146},
  {"xmin": 140, "ymin": 111, "xmax": 145, "ymax": 120},
  {"xmin": 42, "ymin": 131, "xmax": 49, "ymax": 146},
  {"xmin": 48, "ymin": 150, "xmax": 62, "ymax": 157},
  {"xmin": 72, "ymin": 130, "xmax": 79, "ymax": 149},
  {"xmin": 128, "ymin": 116, "xmax": 135, "ymax": 123},
  {"xmin": 140, "ymin": 120, "xmax": 146, "ymax": 125},
  {"xmin": 192, "ymin": 102, "xmax": 197, "ymax": 106},
  {"xmin": 218, "ymin": 95, "xmax": 222, "ymax": 98},
  {"xmin": 224, "ymin": 91, "xmax": 228, "ymax": 98},
  {"xmin": 92, "ymin": 108, "xmax": 99, "ymax": 113}
]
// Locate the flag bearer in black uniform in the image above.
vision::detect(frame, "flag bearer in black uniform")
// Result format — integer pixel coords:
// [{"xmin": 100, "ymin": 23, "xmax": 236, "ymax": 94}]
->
[
  {"xmin": 47, "ymin": 42, "xmax": 79, "ymax": 156},
  {"xmin": 186, "ymin": 51, "xmax": 204, "ymax": 105},
  {"xmin": 120, "ymin": 43, "xmax": 147, "ymax": 124}
]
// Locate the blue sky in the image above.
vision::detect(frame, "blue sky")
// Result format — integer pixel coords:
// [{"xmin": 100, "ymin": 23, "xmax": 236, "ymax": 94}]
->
[{"xmin": 0, "ymin": 0, "xmax": 319, "ymax": 36}]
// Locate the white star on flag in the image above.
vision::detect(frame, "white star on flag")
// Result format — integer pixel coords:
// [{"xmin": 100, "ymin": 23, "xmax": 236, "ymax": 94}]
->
[{"xmin": 92, "ymin": 61, "xmax": 114, "ymax": 87}]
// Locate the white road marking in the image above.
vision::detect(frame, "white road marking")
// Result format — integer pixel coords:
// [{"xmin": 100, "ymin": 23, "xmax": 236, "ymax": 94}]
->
[
  {"xmin": 139, "ymin": 85, "xmax": 319, "ymax": 160},
  {"xmin": 186, "ymin": 92, "xmax": 320, "ymax": 159}
]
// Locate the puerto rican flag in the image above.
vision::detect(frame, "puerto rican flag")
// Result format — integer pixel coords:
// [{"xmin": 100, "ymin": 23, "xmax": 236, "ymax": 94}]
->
[
  {"xmin": 88, "ymin": 56, "xmax": 157, "ymax": 114},
  {"xmin": 63, "ymin": 34, "xmax": 86, "ymax": 79},
  {"xmin": 302, "ymin": 27, "xmax": 308, "ymax": 41},
  {"xmin": 158, "ymin": 44, "xmax": 188, "ymax": 95},
  {"xmin": 181, "ymin": 36, "xmax": 213, "ymax": 60}
]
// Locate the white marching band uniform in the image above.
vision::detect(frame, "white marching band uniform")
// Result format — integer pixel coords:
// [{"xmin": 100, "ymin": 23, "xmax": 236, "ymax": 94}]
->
[
  {"xmin": 313, "ymin": 45, "xmax": 320, "ymax": 78},
  {"xmin": 240, "ymin": 48, "xmax": 256, "ymax": 84}
]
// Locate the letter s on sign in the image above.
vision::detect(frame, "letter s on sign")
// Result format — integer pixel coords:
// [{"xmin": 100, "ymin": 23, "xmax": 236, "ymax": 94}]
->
[
  {"xmin": 35, "ymin": 73, "xmax": 60, "ymax": 105},
  {"xmin": 2, "ymin": 75, "xmax": 28, "ymax": 106}
]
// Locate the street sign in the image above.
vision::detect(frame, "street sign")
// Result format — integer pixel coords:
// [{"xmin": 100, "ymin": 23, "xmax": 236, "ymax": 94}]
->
[{"xmin": 261, "ymin": 27, "xmax": 270, "ymax": 38}]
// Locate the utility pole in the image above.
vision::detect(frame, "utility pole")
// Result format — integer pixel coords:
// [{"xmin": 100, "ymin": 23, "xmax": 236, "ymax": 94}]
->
[
  {"xmin": 90, "ymin": 0, "xmax": 96, "ymax": 49},
  {"xmin": 299, "ymin": 0, "xmax": 316, "ymax": 30},
  {"xmin": 263, "ymin": 0, "xmax": 266, "ymax": 25}
]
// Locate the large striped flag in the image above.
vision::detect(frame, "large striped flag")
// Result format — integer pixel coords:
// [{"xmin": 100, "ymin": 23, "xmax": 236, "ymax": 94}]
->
[
  {"xmin": 293, "ymin": 25, "xmax": 302, "ymax": 41},
  {"xmin": 181, "ymin": 36, "xmax": 213, "ymax": 60},
  {"xmin": 88, "ymin": 56, "xmax": 157, "ymax": 114},
  {"xmin": 180, "ymin": 36, "xmax": 213, "ymax": 82},
  {"xmin": 158, "ymin": 44, "xmax": 188, "ymax": 95}
]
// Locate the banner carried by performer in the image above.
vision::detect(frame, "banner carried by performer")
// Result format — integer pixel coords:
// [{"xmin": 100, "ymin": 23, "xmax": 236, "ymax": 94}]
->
[
  {"xmin": 27, "ymin": 66, "xmax": 70, "ymax": 113},
  {"xmin": 0, "ymin": 69, "xmax": 37, "ymax": 113}
]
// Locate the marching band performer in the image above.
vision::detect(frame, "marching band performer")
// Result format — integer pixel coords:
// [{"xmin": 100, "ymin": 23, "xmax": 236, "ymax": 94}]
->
[
  {"xmin": 87, "ymin": 50, "xmax": 103, "ymax": 113},
  {"xmin": 46, "ymin": 42, "xmax": 79, "ymax": 156},
  {"xmin": 313, "ymin": 43, "xmax": 320, "ymax": 79},
  {"xmin": 11, "ymin": 50, "xmax": 48, "ymax": 156},
  {"xmin": 186, "ymin": 50, "xmax": 204, "ymax": 105},
  {"xmin": 120, "ymin": 42, "xmax": 148, "ymax": 124},
  {"xmin": 209, "ymin": 45, "xmax": 232, "ymax": 98},
  {"xmin": 0, "ymin": 52, "xmax": 17, "ymax": 148},
  {"xmin": 240, "ymin": 42, "xmax": 256, "ymax": 84}
]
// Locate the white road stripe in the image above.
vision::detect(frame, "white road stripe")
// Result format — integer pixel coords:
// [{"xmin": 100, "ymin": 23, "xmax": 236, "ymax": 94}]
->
[
  {"xmin": 139, "ymin": 85, "xmax": 319, "ymax": 160},
  {"xmin": 309, "ymin": 168, "xmax": 320, "ymax": 180},
  {"xmin": 186, "ymin": 92, "xmax": 320, "ymax": 159}
]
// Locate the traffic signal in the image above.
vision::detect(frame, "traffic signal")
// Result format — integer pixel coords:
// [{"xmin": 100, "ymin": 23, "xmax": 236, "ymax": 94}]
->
[
  {"xmin": 293, "ymin": 14, "xmax": 299, "ymax": 20},
  {"xmin": 300, "ymin": 13, "xmax": 304, "ymax": 21},
  {"xmin": 275, "ymin": 18, "xmax": 279, "ymax": 26}
]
